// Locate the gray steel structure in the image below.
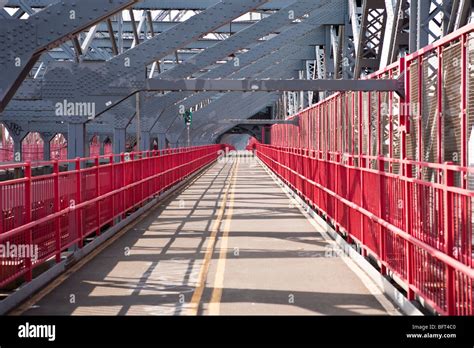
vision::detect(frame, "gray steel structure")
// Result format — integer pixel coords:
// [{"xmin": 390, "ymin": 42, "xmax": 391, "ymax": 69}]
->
[{"xmin": 0, "ymin": 0, "xmax": 471, "ymax": 160}]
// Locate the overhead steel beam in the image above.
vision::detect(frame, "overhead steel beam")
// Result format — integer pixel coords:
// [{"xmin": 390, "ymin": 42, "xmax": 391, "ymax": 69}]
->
[
  {"xmin": 107, "ymin": 0, "xmax": 340, "ymax": 150},
  {"xmin": 7, "ymin": 0, "xmax": 273, "ymax": 156},
  {"xmin": 147, "ymin": 22, "xmax": 332, "ymax": 139},
  {"xmin": 145, "ymin": 78, "xmax": 404, "ymax": 95},
  {"xmin": 103, "ymin": 0, "xmax": 338, "ymax": 131},
  {"xmin": 131, "ymin": 0, "xmax": 340, "ymax": 136},
  {"xmin": 147, "ymin": 51, "xmax": 316, "ymax": 137},
  {"xmin": 0, "ymin": 0, "xmax": 138, "ymax": 112},
  {"xmin": 171, "ymin": 58, "xmax": 302, "ymax": 142},
  {"xmin": 142, "ymin": 23, "xmax": 329, "ymax": 126},
  {"xmin": 36, "ymin": 0, "xmax": 271, "ymax": 117},
  {"xmin": 5, "ymin": 0, "xmax": 296, "ymax": 10},
  {"xmin": 86, "ymin": 38, "xmax": 243, "ymax": 51},
  {"xmin": 45, "ymin": 50, "xmax": 202, "ymax": 62},
  {"xmin": 154, "ymin": 0, "xmax": 335, "ymax": 80},
  {"xmin": 94, "ymin": 21, "xmax": 264, "ymax": 36},
  {"xmin": 133, "ymin": 1, "xmax": 342, "ymax": 135},
  {"xmin": 145, "ymin": 38, "xmax": 321, "ymax": 135},
  {"xmin": 9, "ymin": 0, "xmax": 339, "ymax": 133}
]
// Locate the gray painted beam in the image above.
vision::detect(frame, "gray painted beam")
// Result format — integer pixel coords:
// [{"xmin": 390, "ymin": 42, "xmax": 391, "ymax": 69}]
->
[
  {"xmin": 171, "ymin": 58, "xmax": 301, "ymax": 143},
  {"xmin": 94, "ymin": 21, "xmax": 263, "ymax": 36},
  {"xmin": 0, "ymin": 0, "xmax": 139, "ymax": 112},
  {"xmin": 138, "ymin": 39, "xmax": 320, "ymax": 135},
  {"xmin": 145, "ymin": 78, "xmax": 403, "ymax": 94},
  {"xmin": 100, "ymin": 0, "xmax": 338, "ymax": 152},
  {"xmin": 39, "ymin": 0, "xmax": 271, "ymax": 114},
  {"xmin": 5, "ymin": 0, "xmax": 296, "ymax": 10},
  {"xmin": 137, "ymin": 1, "xmax": 341, "ymax": 135}
]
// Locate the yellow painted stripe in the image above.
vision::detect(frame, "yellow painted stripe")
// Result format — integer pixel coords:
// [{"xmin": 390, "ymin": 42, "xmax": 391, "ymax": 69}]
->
[
  {"xmin": 186, "ymin": 160, "xmax": 237, "ymax": 315},
  {"xmin": 208, "ymin": 158, "xmax": 239, "ymax": 315}
]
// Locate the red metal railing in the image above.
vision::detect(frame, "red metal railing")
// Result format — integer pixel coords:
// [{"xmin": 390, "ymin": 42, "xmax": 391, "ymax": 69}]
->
[
  {"xmin": 0, "ymin": 145, "xmax": 222, "ymax": 288},
  {"xmin": 0, "ymin": 143, "xmax": 114, "ymax": 162},
  {"xmin": 258, "ymin": 23, "xmax": 474, "ymax": 316}
]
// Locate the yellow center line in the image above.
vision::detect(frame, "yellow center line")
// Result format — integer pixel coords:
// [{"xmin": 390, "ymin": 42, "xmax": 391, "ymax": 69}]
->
[
  {"xmin": 186, "ymin": 159, "xmax": 238, "ymax": 315},
  {"xmin": 209, "ymin": 158, "xmax": 239, "ymax": 315}
]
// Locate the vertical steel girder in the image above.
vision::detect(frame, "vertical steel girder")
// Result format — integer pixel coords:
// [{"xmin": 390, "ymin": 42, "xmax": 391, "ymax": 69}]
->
[
  {"xmin": 417, "ymin": 0, "xmax": 454, "ymax": 49},
  {"xmin": 342, "ymin": 11, "xmax": 356, "ymax": 79},
  {"xmin": 305, "ymin": 59, "xmax": 316, "ymax": 106},
  {"xmin": 354, "ymin": 0, "xmax": 387, "ymax": 77},
  {"xmin": 380, "ymin": 0, "xmax": 410, "ymax": 67},
  {"xmin": 315, "ymin": 46, "xmax": 327, "ymax": 101},
  {"xmin": 0, "ymin": 0, "xmax": 138, "ymax": 112}
]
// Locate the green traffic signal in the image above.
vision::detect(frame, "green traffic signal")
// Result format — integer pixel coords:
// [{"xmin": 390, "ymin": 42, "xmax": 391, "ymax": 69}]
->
[{"xmin": 184, "ymin": 110, "xmax": 193, "ymax": 126}]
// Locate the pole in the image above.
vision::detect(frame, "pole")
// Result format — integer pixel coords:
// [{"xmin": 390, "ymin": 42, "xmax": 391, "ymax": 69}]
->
[
  {"xmin": 187, "ymin": 125, "xmax": 190, "ymax": 147},
  {"xmin": 136, "ymin": 92, "xmax": 141, "ymax": 152}
]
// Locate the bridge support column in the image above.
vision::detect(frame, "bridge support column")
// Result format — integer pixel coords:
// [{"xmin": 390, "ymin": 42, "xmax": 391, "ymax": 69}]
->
[
  {"xmin": 67, "ymin": 122, "xmax": 86, "ymax": 159},
  {"xmin": 157, "ymin": 134, "xmax": 167, "ymax": 150},
  {"xmin": 12, "ymin": 137, "xmax": 23, "ymax": 163},
  {"xmin": 4, "ymin": 122, "xmax": 28, "ymax": 163},
  {"xmin": 113, "ymin": 128, "xmax": 127, "ymax": 154},
  {"xmin": 140, "ymin": 131, "xmax": 151, "ymax": 151},
  {"xmin": 87, "ymin": 134, "xmax": 96, "ymax": 158},
  {"xmin": 100, "ymin": 136, "xmax": 106, "ymax": 155},
  {"xmin": 40, "ymin": 133, "xmax": 56, "ymax": 161},
  {"xmin": 43, "ymin": 140, "xmax": 51, "ymax": 161}
]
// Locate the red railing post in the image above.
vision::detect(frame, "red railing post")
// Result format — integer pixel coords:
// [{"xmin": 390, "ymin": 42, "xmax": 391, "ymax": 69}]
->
[
  {"xmin": 109, "ymin": 154, "xmax": 115, "ymax": 226},
  {"xmin": 121, "ymin": 153, "xmax": 126, "ymax": 219},
  {"xmin": 358, "ymin": 91, "xmax": 367, "ymax": 257},
  {"xmin": 24, "ymin": 161, "xmax": 32, "ymax": 282},
  {"xmin": 53, "ymin": 160, "xmax": 61, "ymax": 263},
  {"xmin": 460, "ymin": 33, "xmax": 467, "ymax": 188},
  {"xmin": 75, "ymin": 158, "xmax": 83, "ymax": 248},
  {"xmin": 346, "ymin": 155, "xmax": 354, "ymax": 245},
  {"xmin": 444, "ymin": 162, "xmax": 455, "ymax": 314},
  {"xmin": 379, "ymin": 158, "xmax": 387, "ymax": 275},
  {"xmin": 405, "ymin": 161, "xmax": 415, "ymax": 301},
  {"xmin": 95, "ymin": 156, "xmax": 101, "ymax": 236},
  {"xmin": 130, "ymin": 152, "xmax": 137, "ymax": 208}
]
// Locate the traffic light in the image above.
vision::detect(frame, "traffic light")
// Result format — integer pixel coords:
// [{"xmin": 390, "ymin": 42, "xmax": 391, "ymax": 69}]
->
[{"xmin": 184, "ymin": 110, "xmax": 192, "ymax": 126}]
